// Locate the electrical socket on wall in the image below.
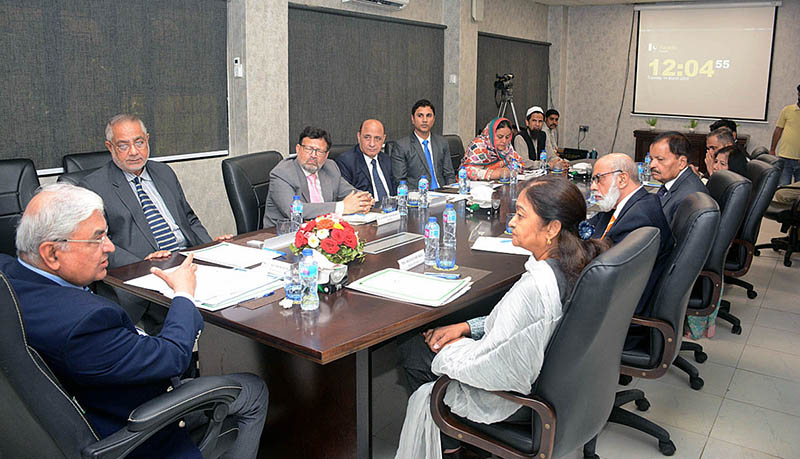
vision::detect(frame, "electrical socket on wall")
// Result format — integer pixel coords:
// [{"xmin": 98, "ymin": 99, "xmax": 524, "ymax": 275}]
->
[{"xmin": 579, "ymin": 125, "xmax": 589, "ymax": 133}]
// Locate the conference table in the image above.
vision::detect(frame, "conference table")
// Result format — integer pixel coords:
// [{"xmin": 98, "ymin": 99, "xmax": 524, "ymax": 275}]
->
[{"xmin": 105, "ymin": 177, "xmax": 592, "ymax": 458}]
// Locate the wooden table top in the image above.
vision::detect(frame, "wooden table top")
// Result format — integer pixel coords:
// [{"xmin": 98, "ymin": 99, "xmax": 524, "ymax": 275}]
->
[{"xmin": 105, "ymin": 181, "xmax": 577, "ymax": 364}]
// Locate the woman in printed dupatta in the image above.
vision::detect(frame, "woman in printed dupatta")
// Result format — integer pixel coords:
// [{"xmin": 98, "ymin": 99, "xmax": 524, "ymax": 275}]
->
[{"xmin": 462, "ymin": 117, "xmax": 524, "ymax": 181}]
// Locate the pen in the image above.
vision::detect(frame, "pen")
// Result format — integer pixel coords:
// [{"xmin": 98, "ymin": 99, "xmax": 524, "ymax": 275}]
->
[
  {"xmin": 262, "ymin": 247, "xmax": 286, "ymax": 256},
  {"xmin": 423, "ymin": 272, "xmax": 461, "ymax": 279}
]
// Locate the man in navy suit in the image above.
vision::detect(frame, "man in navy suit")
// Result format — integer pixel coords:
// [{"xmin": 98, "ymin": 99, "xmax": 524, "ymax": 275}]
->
[
  {"xmin": 391, "ymin": 99, "xmax": 456, "ymax": 189},
  {"xmin": 1, "ymin": 183, "xmax": 267, "ymax": 458},
  {"xmin": 335, "ymin": 119, "xmax": 397, "ymax": 200},
  {"xmin": 588, "ymin": 153, "xmax": 674, "ymax": 317},
  {"xmin": 650, "ymin": 131, "xmax": 709, "ymax": 223}
]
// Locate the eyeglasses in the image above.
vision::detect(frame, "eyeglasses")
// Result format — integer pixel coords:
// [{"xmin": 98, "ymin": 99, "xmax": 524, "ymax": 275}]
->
[
  {"xmin": 55, "ymin": 234, "xmax": 108, "ymax": 246},
  {"xmin": 590, "ymin": 170, "xmax": 622, "ymax": 184},
  {"xmin": 113, "ymin": 139, "xmax": 147, "ymax": 153},
  {"xmin": 300, "ymin": 145, "xmax": 329, "ymax": 157}
]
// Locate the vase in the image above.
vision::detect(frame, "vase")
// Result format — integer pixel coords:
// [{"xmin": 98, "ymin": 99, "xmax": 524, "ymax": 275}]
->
[{"xmin": 649, "ymin": 126, "xmax": 656, "ymax": 131}]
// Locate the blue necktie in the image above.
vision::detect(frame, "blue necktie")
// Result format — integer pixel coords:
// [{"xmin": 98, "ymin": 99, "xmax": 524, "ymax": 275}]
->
[
  {"xmin": 133, "ymin": 177, "xmax": 179, "ymax": 251},
  {"xmin": 422, "ymin": 139, "xmax": 439, "ymax": 190},
  {"xmin": 371, "ymin": 159, "xmax": 388, "ymax": 201},
  {"xmin": 656, "ymin": 185, "xmax": 668, "ymax": 202}
]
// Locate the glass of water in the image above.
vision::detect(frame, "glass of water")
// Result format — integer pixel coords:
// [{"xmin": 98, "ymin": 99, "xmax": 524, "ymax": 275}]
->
[
  {"xmin": 276, "ymin": 219, "xmax": 292, "ymax": 235},
  {"xmin": 283, "ymin": 263, "xmax": 302, "ymax": 305},
  {"xmin": 381, "ymin": 196, "xmax": 397, "ymax": 213}
]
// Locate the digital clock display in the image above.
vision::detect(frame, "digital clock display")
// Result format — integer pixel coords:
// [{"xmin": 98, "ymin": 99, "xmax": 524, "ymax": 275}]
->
[{"xmin": 647, "ymin": 59, "xmax": 731, "ymax": 80}]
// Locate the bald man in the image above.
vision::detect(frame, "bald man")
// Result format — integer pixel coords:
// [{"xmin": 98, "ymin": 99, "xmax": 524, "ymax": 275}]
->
[
  {"xmin": 335, "ymin": 119, "xmax": 397, "ymax": 199},
  {"xmin": 588, "ymin": 153, "xmax": 674, "ymax": 317}
]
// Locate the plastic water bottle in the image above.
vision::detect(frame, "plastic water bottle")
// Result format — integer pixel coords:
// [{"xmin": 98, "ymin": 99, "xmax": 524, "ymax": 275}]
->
[
  {"xmin": 539, "ymin": 150, "xmax": 547, "ymax": 171},
  {"xmin": 438, "ymin": 204, "xmax": 457, "ymax": 269},
  {"xmin": 290, "ymin": 195, "xmax": 303, "ymax": 232},
  {"xmin": 397, "ymin": 180, "xmax": 408, "ymax": 216},
  {"xmin": 458, "ymin": 167, "xmax": 468, "ymax": 194},
  {"xmin": 424, "ymin": 217, "xmax": 439, "ymax": 267},
  {"xmin": 418, "ymin": 175, "xmax": 429, "ymax": 209},
  {"xmin": 638, "ymin": 162, "xmax": 645, "ymax": 182},
  {"xmin": 589, "ymin": 148, "xmax": 598, "ymax": 159},
  {"xmin": 510, "ymin": 159, "xmax": 519, "ymax": 184},
  {"xmin": 299, "ymin": 249, "xmax": 319, "ymax": 311},
  {"xmin": 644, "ymin": 152, "xmax": 652, "ymax": 182}
]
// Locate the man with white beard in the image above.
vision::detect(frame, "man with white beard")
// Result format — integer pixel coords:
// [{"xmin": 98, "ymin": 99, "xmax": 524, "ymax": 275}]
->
[{"xmin": 587, "ymin": 153, "xmax": 674, "ymax": 317}]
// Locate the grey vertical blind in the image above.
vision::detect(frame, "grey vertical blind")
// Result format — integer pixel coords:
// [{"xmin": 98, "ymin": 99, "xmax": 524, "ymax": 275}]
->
[
  {"xmin": 0, "ymin": 0, "xmax": 228, "ymax": 170},
  {"xmin": 476, "ymin": 33, "xmax": 550, "ymax": 135},
  {"xmin": 288, "ymin": 5, "xmax": 445, "ymax": 150}
]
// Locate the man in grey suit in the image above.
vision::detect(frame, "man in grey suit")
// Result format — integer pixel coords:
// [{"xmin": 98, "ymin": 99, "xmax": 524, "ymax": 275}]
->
[
  {"xmin": 391, "ymin": 99, "xmax": 456, "ymax": 190},
  {"xmin": 80, "ymin": 114, "xmax": 231, "ymax": 330},
  {"xmin": 649, "ymin": 131, "xmax": 709, "ymax": 223},
  {"xmin": 263, "ymin": 126, "xmax": 374, "ymax": 227}
]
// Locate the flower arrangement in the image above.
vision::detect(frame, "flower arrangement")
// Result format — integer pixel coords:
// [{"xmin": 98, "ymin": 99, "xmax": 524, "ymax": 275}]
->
[{"xmin": 291, "ymin": 214, "xmax": 365, "ymax": 264}]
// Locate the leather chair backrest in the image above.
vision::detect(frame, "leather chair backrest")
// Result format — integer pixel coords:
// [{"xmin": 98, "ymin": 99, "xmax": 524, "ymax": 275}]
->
[
  {"xmin": 57, "ymin": 169, "xmax": 95, "ymax": 186},
  {"xmin": 327, "ymin": 144, "xmax": 354, "ymax": 162},
  {"xmin": 444, "ymin": 134, "xmax": 465, "ymax": 171},
  {"xmin": 0, "ymin": 272, "xmax": 99, "ymax": 457},
  {"xmin": 749, "ymin": 146, "xmax": 769, "ymax": 161},
  {"xmin": 62, "ymin": 151, "xmax": 110, "ymax": 173},
  {"xmin": 704, "ymin": 171, "xmax": 752, "ymax": 276},
  {"xmin": 739, "ymin": 159, "xmax": 780, "ymax": 244},
  {"xmin": 0, "ymin": 159, "xmax": 40, "ymax": 256},
  {"xmin": 222, "ymin": 151, "xmax": 283, "ymax": 234},
  {"xmin": 649, "ymin": 192, "xmax": 720, "ymax": 362},
  {"xmin": 535, "ymin": 227, "xmax": 660, "ymax": 457},
  {"xmin": 754, "ymin": 153, "xmax": 780, "ymax": 167}
]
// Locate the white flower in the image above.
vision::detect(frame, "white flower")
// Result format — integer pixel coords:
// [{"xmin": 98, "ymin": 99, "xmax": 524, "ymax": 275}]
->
[
  {"xmin": 307, "ymin": 234, "xmax": 320, "ymax": 248},
  {"xmin": 316, "ymin": 229, "xmax": 330, "ymax": 239}
]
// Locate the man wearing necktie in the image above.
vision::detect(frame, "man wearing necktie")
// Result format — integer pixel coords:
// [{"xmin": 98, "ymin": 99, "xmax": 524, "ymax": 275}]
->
[
  {"xmin": 335, "ymin": 119, "xmax": 397, "ymax": 200},
  {"xmin": 263, "ymin": 126, "xmax": 374, "ymax": 227},
  {"xmin": 649, "ymin": 131, "xmax": 709, "ymax": 223},
  {"xmin": 586, "ymin": 153, "xmax": 673, "ymax": 317},
  {"xmin": 390, "ymin": 99, "xmax": 456, "ymax": 190}
]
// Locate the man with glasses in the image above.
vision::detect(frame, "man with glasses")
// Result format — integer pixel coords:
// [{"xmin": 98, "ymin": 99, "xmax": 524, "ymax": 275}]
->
[
  {"xmin": 0, "ymin": 184, "xmax": 268, "ymax": 458},
  {"xmin": 587, "ymin": 153, "xmax": 673, "ymax": 316},
  {"xmin": 263, "ymin": 126, "xmax": 374, "ymax": 227},
  {"xmin": 649, "ymin": 131, "xmax": 708, "ymax": 223},
  {"xmin": 335, "ymin": 119, "xmax": 396, "ymax": 199},
  {"xmin": 80, "ymin": 114, "xmax": 232, "ymax": 332}
]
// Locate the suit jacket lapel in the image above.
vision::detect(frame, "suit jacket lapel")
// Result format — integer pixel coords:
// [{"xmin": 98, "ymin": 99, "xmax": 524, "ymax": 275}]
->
[
  {"xmin": 411, "ymin": 134, "xmax": 431, "ymax": 177},
  {"xmin": 319, "ymin": 162, "xmax": 337, "ymax": 201},
  {"xmin": 662, "ymin": 170, "xmax": 688, "ymax": 207},
  {"xmin": 615, "ymin": 187, "xmax": 647, "ymax": 224},
  {"xmin": 109, "ymin": 166, "xmax": 158, "ymax": 250},
  {"xmin": 293, "ymin": 160, "xmax": 312, "ymax": 202},
  {"xmin": 356, "ymin": 150, "xmax": 372, "ymax": 192}
]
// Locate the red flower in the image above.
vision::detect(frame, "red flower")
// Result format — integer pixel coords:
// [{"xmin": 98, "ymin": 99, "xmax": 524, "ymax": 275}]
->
[
  {"xmin": 320, "ymin": 238, "xmax": 340, "ymax": 254},
  {"xmin": 331, "ymin": 228, "xmax": 347, "ymax": 244},
  {"xmin": 317, "ymin": 218, "xmax": 334, "ymax": 230},
  {"xmin": 302, "ymin": 220, "xmax": 316, "ymax": 232},
  {"xmin": 294, "ymin": 231, "xmax": 307, "ymax": 248},
  {"xmin": 340, "ymin": 221, "xmax": 353, "ymax": 231},
  {"xmin": 344, "ymin": 233, "xmax": 357, "ymax": 249}
]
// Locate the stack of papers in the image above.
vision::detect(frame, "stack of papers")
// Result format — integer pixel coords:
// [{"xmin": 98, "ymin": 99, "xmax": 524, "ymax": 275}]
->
[
  {"xmin": 347, "ymin": 268, "xmax": 471, "ymax": 307},
  {"xmin": 343, "ymin": 212, "xmax": 380, "ymax": 224},
  {"xmin": 125, "ymin": 265, "xmax": 283, "ymax": 311},
  {"xmin": 182, "ymin": 242, "xmax": 281, "ymax": 269},
  {"xmin": 471, "ymin": 236, "xmax": 532, "ymax": 256}
]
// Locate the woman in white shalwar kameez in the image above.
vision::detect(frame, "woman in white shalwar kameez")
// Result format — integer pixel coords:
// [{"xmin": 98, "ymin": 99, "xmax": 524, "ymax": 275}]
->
[{"xmin": 396, "ymin": 176, "xmax": 609, "ymax": 459}]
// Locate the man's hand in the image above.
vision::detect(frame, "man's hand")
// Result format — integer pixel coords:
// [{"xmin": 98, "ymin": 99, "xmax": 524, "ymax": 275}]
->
[
  {"xmin": 342, "ymin": 190, "xmax": 375, "ymax": 214},
  {"xmin": 144, "ymin": 250, "xmax": 172, "ymax": 261},
  {"xmin": 704, "ymin": 150, "xmax": 715, "ymax": 174},
  {"xmin": 423, "ymin": 322, "xmax": 470, "ymax": 353},
  {"xmin": 214, "ymin": 234, "xmax": 234, "ymax": 242},
  {"xmin": 151, "ymin": 254, "xmax": 197, "ymax": 297},
  {"xmin": 549, "ymin": 157, "xmax": 570, "ymax": 170}
]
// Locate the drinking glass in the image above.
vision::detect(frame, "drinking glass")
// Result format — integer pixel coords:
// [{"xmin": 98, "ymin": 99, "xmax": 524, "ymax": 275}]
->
[
  {"xmin": 381, "ymin": 196, "xmax": 397, "ymax": 213},
  {"xmin": 276, "ymin": 219, "xmax": 292, "ymax": 235},
  {"xmin": 499, "ymin": 168, "xmax": 511, "ymax": 184},
  {"xmin": 407, "ymin": 188, "xmax": 420, "ymax": 207},
  {"xmin": 505, "ymin": 213, "xmax": 515, "ymax": 234}
]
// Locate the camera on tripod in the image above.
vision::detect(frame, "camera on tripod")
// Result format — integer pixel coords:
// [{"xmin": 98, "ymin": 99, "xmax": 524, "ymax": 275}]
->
[{"xmin": 494, "ymin": 73, "xmax": 515, "ymax": 92}]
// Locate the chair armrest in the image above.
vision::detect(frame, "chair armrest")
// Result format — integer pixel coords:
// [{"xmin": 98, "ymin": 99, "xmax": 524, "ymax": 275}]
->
[
  {"xmin": 430, "ymin": 375, "xmax": 556, "ymax": 459},
  {"xmin": 724, "ymin": 238, "xmax": 755, "ymax": 277},
  {"xmin": 686, "ymin": 270, "xmax": 722, "ymax": 317},
  {"xmin": 620, "ymin": 316, "xmax": 677, "ymax": 379},
  {"xmin": 81, "ymin": 376, "xmax": 242, "ymax": 459}
]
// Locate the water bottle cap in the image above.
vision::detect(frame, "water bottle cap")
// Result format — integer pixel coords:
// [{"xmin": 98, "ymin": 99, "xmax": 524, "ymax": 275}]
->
[
  {"xmin": 399, "ymin": 180, "xmax": 406, "ymax": 185},
  {"xmin": 428, "ymin": 217, "xmax": 436, "ymax": 222},
  {"xmin": 446, "ymin": 203, "xmax": 454, "ymax": 209},
  {"xmin": 302, "ymin": 248, "xmax": 313, "ymax": 256},
  {"xmin": 293, "ymin": 195, "xmax": 300, "ymax": 200},
  {"xmin": 421, "ymin": 175, "xmax": 427, "ymax": 179}
]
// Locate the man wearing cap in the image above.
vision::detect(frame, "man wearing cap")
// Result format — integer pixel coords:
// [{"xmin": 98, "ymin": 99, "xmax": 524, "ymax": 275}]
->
[{"xmin": 514, "ymin": 106, "xmax": 547, "ymax": 163}]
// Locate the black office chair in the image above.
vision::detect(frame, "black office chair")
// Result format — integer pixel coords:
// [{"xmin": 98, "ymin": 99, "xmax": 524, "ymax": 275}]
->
[
  {"xmin": 0, "ymin": 272, "xmax": 243, "ymax": 459},
  {"xmin": 431, "ymin": 227, "xmax": 661, "ymax": 459},
  {"xmin": 749, "ymin": 146, "xmax": 769, "ymax": 161},
  {"xmin": 611, "ymin": 192, "xmax": 720, "ymax": 456},
  {"xmin": 0, "ymin": 159, "xmax": 40, "ymax": 256},
  {"xmin": 58, "ymin": 151, "xmax": 110, "ymax": 185},
  {"xmin": 327, "ymin": 144, "xmax": 354, "ymax": 162},
  {"xmin": 221, "ymin": 150, "xmax": 283, "ymax": 234},
  {"xmin": 720, "ymin": 159, "xmax": 779, "ymax": 310},
  {"xmin": 444, "ymin": 134, "xmax": 465, "ymax": 171}
]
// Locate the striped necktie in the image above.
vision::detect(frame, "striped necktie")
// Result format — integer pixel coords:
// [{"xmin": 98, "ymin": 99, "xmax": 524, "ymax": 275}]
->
[
  {"xmin": 133, "ymin": 177, "xmax": 179, "ymax": 251},
  {"xmin": 601, "ymin": 215, "xmax": 616, "ymax": 240}
]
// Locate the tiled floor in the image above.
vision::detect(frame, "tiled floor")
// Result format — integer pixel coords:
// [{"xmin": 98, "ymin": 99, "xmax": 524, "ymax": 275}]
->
[{"xmin": 370, "ymin": 218, "xmax": 800, "ymax": 458}]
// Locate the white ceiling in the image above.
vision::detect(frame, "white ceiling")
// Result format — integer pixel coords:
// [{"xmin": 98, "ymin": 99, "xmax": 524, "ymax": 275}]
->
[{"xmin": 533, "ymin": 0, "xmax": 696, "ymax": 5}]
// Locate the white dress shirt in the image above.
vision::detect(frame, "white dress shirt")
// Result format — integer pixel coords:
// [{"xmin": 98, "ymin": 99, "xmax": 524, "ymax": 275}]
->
[{"xmin": 363, "ymin": 153, "xmax": 390, "ymax": 198}]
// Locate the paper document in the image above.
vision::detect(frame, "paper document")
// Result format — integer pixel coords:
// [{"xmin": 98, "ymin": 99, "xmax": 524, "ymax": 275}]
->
[
  {"xmin": 347, "ymin": 268, "xmax": 472, "ymax": 307},
  {"xmin": 125, "ymin": 264, "xmax": 282, "ymax": 311},
  {"xmin": 471, "ymin": 236, "xmax": 532, "ymax": 256},
  {"xmin": 182, "ymin": 242, "xmax": 280, "ymax": 269},
  {"xmin": 429, "ymin": 191, "xmax": 468, "ymax": 203},
  {"xmin": 343, "ymin": 212, "xmax": 380, "ymax": 224}
]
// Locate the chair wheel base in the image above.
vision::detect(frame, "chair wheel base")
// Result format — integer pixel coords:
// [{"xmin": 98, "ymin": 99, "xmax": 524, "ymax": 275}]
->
[
  {"xmin": 747, "ymin": 290, "xmax": 757, "ymax": 299},
  {"xmin": 583, "ymin": 454, "xmax": 600, "ymax": 459},
  {"xmin": 635, "ymin": 398, "xmax": 651, "ymax": 412},
  {"xmin": 659, "ymin": 439, "xmax": 676, "ymax": 456},
  {"xmin": 732, "ymin": 325, "xmax": 742, "ymax": 335},
  {"xmin": 694, "ymin": 351, "xmax": 708, "ymax": 363},
  {"xmin": 690, "ymin": 376, "xmax": 704, "ymax": 390},
  {"xmin": 754, "ymin": 249, "xmax": 761, "ymax": 256},
  {"xmin": 619, "ymin": 374, "xmax": 633, "ymax": 386},
  {"xmin": 785, "ymin": 259, "xmax": 793, "ymax": 267}
]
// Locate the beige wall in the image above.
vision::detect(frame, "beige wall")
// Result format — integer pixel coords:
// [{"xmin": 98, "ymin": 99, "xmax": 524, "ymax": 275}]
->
[{"xmin": 548, "ymin": 2, "xmax": 800, "ymax": 158}]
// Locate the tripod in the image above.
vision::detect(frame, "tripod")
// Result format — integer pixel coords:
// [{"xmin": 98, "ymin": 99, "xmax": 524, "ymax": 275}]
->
[{"xmin": 496, "ymin": 89, "xmax": 521, "ymax": 130}]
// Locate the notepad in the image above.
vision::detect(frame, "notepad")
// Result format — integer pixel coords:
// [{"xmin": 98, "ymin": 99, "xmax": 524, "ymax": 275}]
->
[
  {"xmin": 347, "ymin": 268, "xmax": 472, "ymax": 307},
  {"xmin": 471, "ymin": 236, "xmax": 532, "ymax": 256},
  {"xmin": 181, "ymin": 242, "xmax": 280, "ymax": 269}
]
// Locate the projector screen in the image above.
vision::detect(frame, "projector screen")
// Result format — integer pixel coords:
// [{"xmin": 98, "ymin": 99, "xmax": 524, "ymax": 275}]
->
[{"xmin": 633, "ymin": 3, "xmax": 777, "ymax": 121}]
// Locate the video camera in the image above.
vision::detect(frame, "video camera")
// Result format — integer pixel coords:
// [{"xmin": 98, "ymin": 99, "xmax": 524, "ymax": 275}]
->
[{"xmin": 494, "ymin": 73, "xmax": 515, "ymax": 92}]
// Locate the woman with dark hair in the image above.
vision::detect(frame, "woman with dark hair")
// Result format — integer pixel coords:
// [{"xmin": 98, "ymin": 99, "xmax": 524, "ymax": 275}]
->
[
  {"xmin": 395, "ymin": 176, "xmax": 609, "ymax": 458},
  {"xmin": 462, "ymin": 117, "xmax": 523, "ymax": 181}
]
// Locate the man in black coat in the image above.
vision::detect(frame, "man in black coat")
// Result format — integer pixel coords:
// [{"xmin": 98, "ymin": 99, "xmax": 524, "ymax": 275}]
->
[
  {"xmin": 335, "ymin": 119, "xmax": 396, "ymax": 199},
  {"xmin": 650, "ymin": 131, "xmax": 709, "ymax": 223}
]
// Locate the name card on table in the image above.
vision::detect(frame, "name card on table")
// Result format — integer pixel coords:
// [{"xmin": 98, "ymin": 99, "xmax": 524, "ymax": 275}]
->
[
  {"xmin": 259, "ymin": 259, "xmax": 291, "ymax": 278},
  {"xmin": 376, "ymin": 211, "xmax": 401, "ymax": 226},
  {"xmin": 398, "ymin": 249, "xmax": 425, "ymax": 271}
]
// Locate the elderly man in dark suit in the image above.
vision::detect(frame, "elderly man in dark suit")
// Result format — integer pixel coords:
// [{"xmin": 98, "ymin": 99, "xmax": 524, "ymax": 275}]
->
[
  {"xmin": 391, "ymin": 99, "xmax": 456, "ymax": 190},
  {"xmin": 588, "ymin": 153, "xmax": 674, "ymax": 317},
  {"xmin": 1, "ymin": 183, "xmax": 267, "ymax": 458},
  {"xmin": 263, "ymin": 126, "xmax": 374, "ymax": 227},
  {"xmin": 650, "ymin": 131, "xmax": 709, "ymax": 223},
  {"xmin": 335, "ymin": 119, "xmax": 397, "ymax": 200}
]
